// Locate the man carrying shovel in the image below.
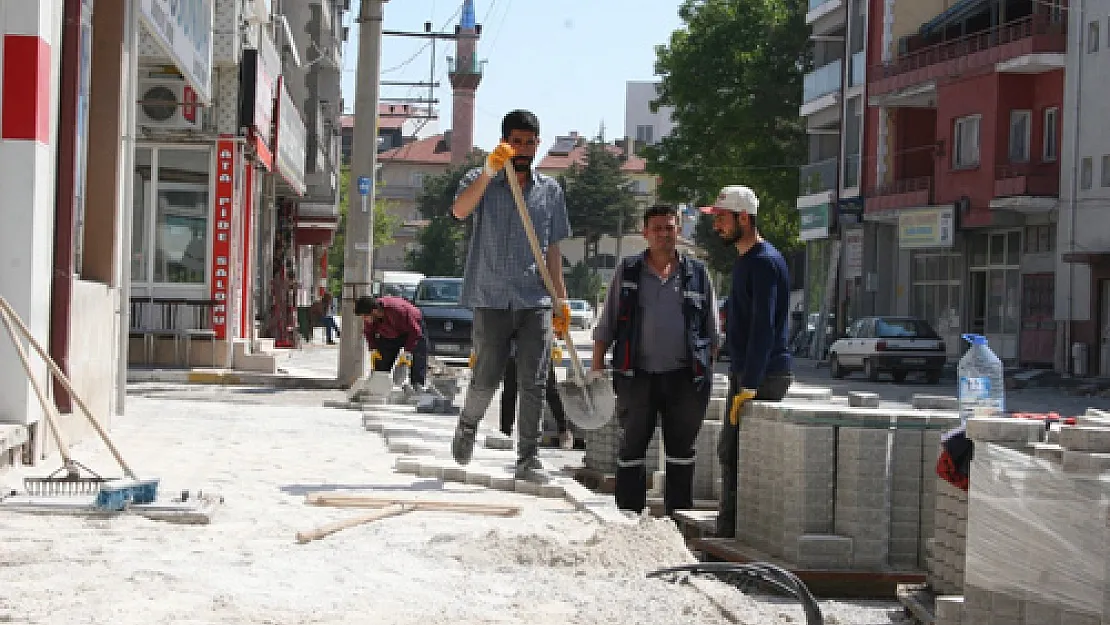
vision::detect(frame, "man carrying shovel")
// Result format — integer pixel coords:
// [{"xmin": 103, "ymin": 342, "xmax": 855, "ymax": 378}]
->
[
  {"xmin": 591, "ymin": 204, "xmax": 720, "ymax": 516},
  {"xmin": 704, "ymin": 185, "xmax": 794, "ymax": 538},
  {"xmin": 448, "ymin": 109, "xmax": 572, "ymax": 484}
]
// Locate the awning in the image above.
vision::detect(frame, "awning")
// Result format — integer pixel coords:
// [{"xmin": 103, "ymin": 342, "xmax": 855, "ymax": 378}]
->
[{"xmin": 918, "ymin": 0, "xmax": 990, "ymax": 39}]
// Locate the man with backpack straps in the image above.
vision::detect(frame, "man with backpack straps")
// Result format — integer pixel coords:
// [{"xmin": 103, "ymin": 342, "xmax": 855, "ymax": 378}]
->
[{"xmin": 590, "ymin": 204, "xmax": 721, "ymax": 516}]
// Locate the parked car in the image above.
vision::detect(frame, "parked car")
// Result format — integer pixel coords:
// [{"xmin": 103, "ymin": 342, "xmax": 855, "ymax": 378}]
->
[
  {"xmin": 413, "ymin": 277, "xmax": 472, "ymax": 359},
  {"xmin": 567, "ymin": 299, "xmax": 593, "ymax": 329},
  {"xmin": 828, "ymin": 316, "xmax": 945, "ymax": 384}
]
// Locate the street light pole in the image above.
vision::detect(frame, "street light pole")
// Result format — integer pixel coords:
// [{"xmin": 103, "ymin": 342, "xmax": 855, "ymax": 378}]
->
[{"xmin": 338, "ymin": 0, "xmax": 387, "ymax": 386}]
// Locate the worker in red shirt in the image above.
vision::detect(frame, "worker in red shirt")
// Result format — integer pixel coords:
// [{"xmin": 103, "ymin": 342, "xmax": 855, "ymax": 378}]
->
[{"xmin": 354, "ymin": 295, "xmax": 429, "ymax": 389}]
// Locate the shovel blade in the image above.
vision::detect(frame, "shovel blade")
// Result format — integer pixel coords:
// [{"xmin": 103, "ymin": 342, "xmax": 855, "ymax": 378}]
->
[{"xmin": 558, "ymin": 377, "xmax": 615, "ymax": 430}]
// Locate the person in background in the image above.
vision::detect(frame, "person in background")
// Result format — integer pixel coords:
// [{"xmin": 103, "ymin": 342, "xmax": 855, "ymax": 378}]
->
[
  {"xmin": 310, "ymin": 292, "xmax": 341, "ymax": 345},
  {"xmin": 354, "ymin": 295, "xmax": 429, "ymax": 390},
  {"xmin": 590, "ymin": 204, "xmax": 719, "ymax": 517},
  {"xmin": 447, "ymin": 109, "xmax": 572, "ymax": 484},
  {"xmin": 703, "ymin": 185, "xmax": 794, "ymax": 538},
  {"xmin": 501, "ymin": 340, "xmax": 575, "ymax": 450}
]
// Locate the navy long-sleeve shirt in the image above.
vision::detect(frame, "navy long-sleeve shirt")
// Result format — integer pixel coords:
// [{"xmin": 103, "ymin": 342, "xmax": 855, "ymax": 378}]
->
[{"xmin": 727, "ymin": 240, "xmax": 792, "ymax": 389}]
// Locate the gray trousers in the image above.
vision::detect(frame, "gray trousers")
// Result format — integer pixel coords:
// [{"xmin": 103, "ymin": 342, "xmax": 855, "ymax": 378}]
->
[{"xmin": 461, "ymin": 307, "xmax": 553, "ymax": 464}]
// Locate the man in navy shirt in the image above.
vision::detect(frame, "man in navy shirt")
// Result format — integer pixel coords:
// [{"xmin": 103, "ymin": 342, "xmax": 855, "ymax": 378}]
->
[{"xmin": 703, "ymin": 185, "xmax": 795, "ymax": 538}]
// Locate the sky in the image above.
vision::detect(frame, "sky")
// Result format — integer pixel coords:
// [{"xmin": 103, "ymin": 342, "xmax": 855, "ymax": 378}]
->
[{"xmin": 340, "ymin": 0, "xmax": 685, "ymax": 155}]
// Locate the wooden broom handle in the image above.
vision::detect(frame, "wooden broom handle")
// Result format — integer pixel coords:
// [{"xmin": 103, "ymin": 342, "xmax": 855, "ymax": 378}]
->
[
  {"xmin": 0, "ymin": 296, "xmax": 135, "ymax": 478},
  {"xmin": 295, "ymin": 504, "xmax": 411, "ymax": 544}
]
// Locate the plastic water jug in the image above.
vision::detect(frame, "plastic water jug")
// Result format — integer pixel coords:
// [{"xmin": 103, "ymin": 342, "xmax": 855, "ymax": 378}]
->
[{"xmin": 957, "ymin": 334, "xmax": 1005, "ymax": 426}]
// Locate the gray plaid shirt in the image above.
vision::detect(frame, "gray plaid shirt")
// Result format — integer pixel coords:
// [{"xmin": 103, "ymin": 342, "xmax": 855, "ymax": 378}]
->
[{"xmin": 455, "ymin": 168, "xmax": 571, "ymax": 310}]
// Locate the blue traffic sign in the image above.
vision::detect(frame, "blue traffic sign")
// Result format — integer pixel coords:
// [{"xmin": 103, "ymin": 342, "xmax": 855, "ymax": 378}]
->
[{"xmin": 357, "ymin": 176, "xmax": 371, "ymax": 196}]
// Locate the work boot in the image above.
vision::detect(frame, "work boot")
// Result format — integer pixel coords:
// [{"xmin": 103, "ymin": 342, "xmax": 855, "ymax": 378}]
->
[
  {"xmin": 514, "ymin": 456, "xmax": 550, "ymax": 484},
  {"xmin": 451, "ymin": 421, "xmax": 478, "ymax": 465}
]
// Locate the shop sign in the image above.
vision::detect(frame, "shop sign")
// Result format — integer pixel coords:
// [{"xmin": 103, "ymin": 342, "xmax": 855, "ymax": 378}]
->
[
  {"xmin": 799, "ymin": 204, "xmax": 830, "ymax": 241},
  {"xmin": 844, "ymin": 228, "xmax": 863, "ymax": 279},
  {"xmin": 240, "ymin": 29, "xmax": 280, "ymax": 170},
  {"xmin": 899, "ymin": 207, "xmax": 955, "ymax": 249},
  {"xmin": 210, "ymin": 138, "xmax": 237, "ymax": 339},
  {"xmin": 273, "ymin": 77, "xmax": 307, "ymax": 196},
  {"xmin": 137, "ymin": 0, "xmax": 214, "ymax": 102}
]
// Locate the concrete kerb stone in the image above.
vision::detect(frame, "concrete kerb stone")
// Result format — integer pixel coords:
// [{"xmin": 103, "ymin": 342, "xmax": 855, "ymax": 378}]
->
[
  {"xmin": 1058, "ymin": 425, "xmax": 1110, "ymax": 453},
  {"xmin": 848, "ymin": 391, "xmax": 881, "ymax": 408}
]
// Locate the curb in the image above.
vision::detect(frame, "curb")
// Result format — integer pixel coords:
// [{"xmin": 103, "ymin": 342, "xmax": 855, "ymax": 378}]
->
[{"xmin": 127, "ymin": 368, "xmax": 347, "ymax": 390}]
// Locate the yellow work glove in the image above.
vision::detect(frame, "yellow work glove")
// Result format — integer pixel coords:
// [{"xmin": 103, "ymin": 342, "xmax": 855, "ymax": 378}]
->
[
  {"xmin": 467, "ymin": 351, "xmax": 476, "ymax": 368},
  {"xmin": 484, "ymin": 142, "xmax": 515, "ymax": 177},
  {"xmin": 551, "ymin": 343, "xmax": 564, "ymax": 362},
  {"xmin": 553, "ymin": 301, "xmax": 571, "ymax": 338},
  {"xmin": 397, "ymin": 352, "xmax": 412, "ymax": 367},
  {"xmin": 370, "ymin": 350, "xmax": 382, "ymax": 365},
  {"xmin": 728, "ymin": 389, "xmax": 758, "ymax": 426}
]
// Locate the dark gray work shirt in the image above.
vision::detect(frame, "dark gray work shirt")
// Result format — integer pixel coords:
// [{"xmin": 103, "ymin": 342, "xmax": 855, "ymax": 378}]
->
[
  {"xmin": 593, "ymin": 252, "xmax": 720, "ymax": 373},
  {"xmin": 455, "ymin": 168, "xmax": 571, "ymax": 310}
]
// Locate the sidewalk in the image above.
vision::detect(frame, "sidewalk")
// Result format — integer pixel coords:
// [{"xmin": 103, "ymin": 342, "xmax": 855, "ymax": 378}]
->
[{"xmin": 0, "ymin": 379, "xmax": 906, "ymax": 624}]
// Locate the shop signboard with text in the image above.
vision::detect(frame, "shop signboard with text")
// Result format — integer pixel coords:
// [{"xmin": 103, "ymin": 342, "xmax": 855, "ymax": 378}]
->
[
  {"xmin": 239, "ymin": 29, "xmax": 280, "ymax": 170},
  {"xmin": 137, "ymin": 0, "xmax": 214, "ymax": 102},
  {"xmin": 898, "ymin": 207, "xmax": 954, "ymax": 249},
  {"xmin": 210, "ymin": 138, "xmax": 237, "ymax": 339},
  {"xmin": 273, "ymin": 77, "xmax": 307, "ymax": 196},
  {"xmin": 799, "ymin": 204, "xmax": 830, "ymax": 241}
]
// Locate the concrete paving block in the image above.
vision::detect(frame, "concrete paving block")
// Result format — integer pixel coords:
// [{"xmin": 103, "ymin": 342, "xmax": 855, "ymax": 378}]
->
[
  {"xmin": 848, "ymin": 391, "xmax": 881, "ymax": 408},
  {"xmin": 515, "ymin": 480, "xmax": 541, "ymax": 496},
  {"xmin": 538, "ymin": 482, "xmax": 566, "ymax": 499},
  {"xmin": 966, "ymin": 417, "xmax": 1045, "ymax": 443},
  {"xmin": 1059, "ymin": 426, "xmax": 1110, "ymax": 453},
  {"xmin": 489, "ymin": 475, "xmax": 516, "ymax": 491},
  {"xmin": 395, "ymin": 457, "xmax": 421, "ymax": 475},
  {"xmin": 784, "ymin": 386, "xmax": 834, "ymax": 402},
  {"xmin": 441, "ymin": 466, "xmax": 467, "ymax": 482},
  {"xmin": 912, "ymin": 394, "xmax": 959, "ymax": 410},
  {"xmin": 484, "ymin": 433, "xmax": 514, "ymax": 450},
  {"xmin": 935, "ymin": 596, "xmax": 964, "ymax": 622},
  {"xmin": 1030, "ymin": 442, "xmax": 1065, "ymax": 463},
  {"xmin": 463, "ymin": 470, "xmax": 492, "ymax": 487},
  {"xmin": 416, "ymin": 462, "xmax": 443, "ymax": 479}
]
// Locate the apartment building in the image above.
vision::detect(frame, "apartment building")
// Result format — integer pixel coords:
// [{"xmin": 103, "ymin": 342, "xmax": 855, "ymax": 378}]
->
[
  {"xmin": 863, "ymin": 0, "xmax": 1065, "ymax": 365},
  {"xmin": 624, "ymin": 81, "xmax": 676, "ymax": 146}
]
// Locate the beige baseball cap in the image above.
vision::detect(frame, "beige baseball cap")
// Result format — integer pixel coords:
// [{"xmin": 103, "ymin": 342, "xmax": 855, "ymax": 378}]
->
[{"xmin": 700, "ymin": 185, "xmax": 759, "ymax": 216}]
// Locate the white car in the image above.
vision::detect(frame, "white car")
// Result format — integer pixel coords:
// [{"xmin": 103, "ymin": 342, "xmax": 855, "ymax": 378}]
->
[
  {"xmin": 828, "ymin": 316, "xmax": 946, "ymax": 384},
  {"xmin": 567, "ymin": 299, "xmax": 594, "ymax": 329}
]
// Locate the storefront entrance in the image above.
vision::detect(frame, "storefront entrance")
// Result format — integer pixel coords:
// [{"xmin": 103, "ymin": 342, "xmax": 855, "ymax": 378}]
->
[{"xmin": 968, "ymin": 231, "xmax": 1021, "ymax": 361}]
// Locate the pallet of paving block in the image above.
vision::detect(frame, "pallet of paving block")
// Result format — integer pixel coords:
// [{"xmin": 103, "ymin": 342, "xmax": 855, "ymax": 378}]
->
[
  {"xmin": 895, "ymin": 583, "xmax": 936, "ymax": 625},
  {"xmin": 671, "ymin": 509, "xmax": 718, "ymax": 542},
  {"xmin": 0, "ymin": 493, "xmax": 222, "ymax": 525},
  {"xmin": 690, "ymin": 537, "xmax": 926, "ymax": 599}
]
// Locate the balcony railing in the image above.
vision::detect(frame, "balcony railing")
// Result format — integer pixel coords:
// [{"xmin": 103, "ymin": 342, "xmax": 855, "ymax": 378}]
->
[
  {"xmin": 870, "ymin": 16, "xmax": 1066, "ymax": 96},
  {"xmin": 448, "ymin": 55, "xmax": 485, "ymax": 75},
  {"xmin": 865, "ymin": 176, "xmax": 933, "ymax": 212},
  {"xmin": 995, "ymin": 163, "xmax": 1060, "ymax": 198},
  {"xmin": 849, "ymin": 51, "xmax": 866, "ymax": 87},
  {"xmin": 799, "ymin": 157, "xmax": 838, "ymax": 195},
  {"xmin": 803, "ymin": 59, "xmax": 843, "ymax": 103}
]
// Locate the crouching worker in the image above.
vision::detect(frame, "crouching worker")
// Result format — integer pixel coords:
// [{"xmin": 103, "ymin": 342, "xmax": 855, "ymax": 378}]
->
[{"xmin": 355, "ymin": 295, "xmax": 429, "ymax": 389}]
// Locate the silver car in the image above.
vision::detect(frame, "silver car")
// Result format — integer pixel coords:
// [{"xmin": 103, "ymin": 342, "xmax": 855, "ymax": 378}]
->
[{"xmin": 828, "ymin": 316, "xmax": 946, "ymax": 384}]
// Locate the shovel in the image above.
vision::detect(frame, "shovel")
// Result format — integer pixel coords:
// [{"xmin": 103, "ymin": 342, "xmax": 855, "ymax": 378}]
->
[{"xmin": 503, "ymin": 165, "xmax": 614, "ymax": 430}]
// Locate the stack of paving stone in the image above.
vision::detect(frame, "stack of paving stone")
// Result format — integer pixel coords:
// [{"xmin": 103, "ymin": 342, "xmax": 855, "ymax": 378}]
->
[
  {"xmin": 934, "ymin": 416, "xmax": 1110, "ymax": 625},
  {"xmin": 926, "ymin": 480, "xmax": 967, "ymax": 595},
  {"xmin": 733, "ymin": 396, "xmax": 959, "ymax": 571},
  {"xmin": 582, "ymin": 418, "xmax": 661, "ymax": 475}
]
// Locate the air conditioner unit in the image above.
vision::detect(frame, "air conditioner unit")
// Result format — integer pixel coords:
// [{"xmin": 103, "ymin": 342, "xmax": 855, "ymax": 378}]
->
[{"xmin": 137, "ymin": 80, "xmax": 202, "ymax": 130}]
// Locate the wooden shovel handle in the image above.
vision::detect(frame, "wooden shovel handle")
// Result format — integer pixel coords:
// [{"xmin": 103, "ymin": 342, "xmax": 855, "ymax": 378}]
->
[
  {"xmin": 295, "ymin": 504, "xmax": 411, "ymax": 544},
  {"xmin": 503, "ymin": 166, "xmax": 589, "ymax": 385}
]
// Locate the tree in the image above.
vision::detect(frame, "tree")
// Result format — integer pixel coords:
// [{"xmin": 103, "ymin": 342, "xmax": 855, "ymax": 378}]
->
[
  {"xmin": 406, "ymin": 155, "xmax": 485, "ymax": 277},
  {"xmin": 646, "ymin": 0, "xmax": 809, "ymax": 254},
  {"xmin": 562, "ymin": 141, "xmax": 638, "ymax": 272},
  {"xmin": 564, "ymin": 260, "xmax": 605, "ymax": 302},
  {"xmin": 327, "ymin": 167, "xmax": 400, "ymax": 294}
]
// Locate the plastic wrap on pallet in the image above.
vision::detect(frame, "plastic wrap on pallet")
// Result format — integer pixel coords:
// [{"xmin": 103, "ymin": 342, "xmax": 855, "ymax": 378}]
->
[{"xmin": 964, "ymin": 442, "xmax": 1109, "ymax": 619}]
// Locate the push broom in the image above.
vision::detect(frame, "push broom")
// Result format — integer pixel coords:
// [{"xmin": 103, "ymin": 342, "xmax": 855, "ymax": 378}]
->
[{"xmin": 0, "ymin": 296, "xmax": 158, "ymax": 510}]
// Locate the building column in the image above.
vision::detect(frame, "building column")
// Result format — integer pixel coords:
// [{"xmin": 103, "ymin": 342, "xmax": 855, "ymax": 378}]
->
[{"xmin": 0, "ymin": 1, "xmax": 64, "ymax": 426}]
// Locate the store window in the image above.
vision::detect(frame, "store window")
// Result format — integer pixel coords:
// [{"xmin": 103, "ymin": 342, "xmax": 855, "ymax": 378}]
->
[
  {"xmin": 968, "ymin": 231, "xmax": 1022, "ymax": 359},
  {"xmin": 131, "ymin": 146, "xmax": 212, "ymax": 288}
]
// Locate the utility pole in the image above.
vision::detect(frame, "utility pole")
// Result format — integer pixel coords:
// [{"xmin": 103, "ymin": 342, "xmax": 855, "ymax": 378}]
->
[{"xmin": 338, "ymin": 0, "xmax": 388, "ymax": 386}]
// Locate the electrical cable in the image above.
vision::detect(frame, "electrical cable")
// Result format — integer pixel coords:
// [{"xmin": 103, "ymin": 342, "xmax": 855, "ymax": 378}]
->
[{"xmin": 648, "ymin": 561, "xmax": 824, "ymax": 625}]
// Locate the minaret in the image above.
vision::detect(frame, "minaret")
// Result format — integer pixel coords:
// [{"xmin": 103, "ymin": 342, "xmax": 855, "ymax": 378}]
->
[{"xmin": 448, "ymin": 0, "xmax": 482, "ymax": 165}]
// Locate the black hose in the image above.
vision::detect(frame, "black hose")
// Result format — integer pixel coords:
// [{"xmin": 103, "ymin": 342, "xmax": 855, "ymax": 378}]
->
[{"xmin": 648, "ymin": 562, "xmax": 824, "ymax": 625}]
